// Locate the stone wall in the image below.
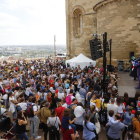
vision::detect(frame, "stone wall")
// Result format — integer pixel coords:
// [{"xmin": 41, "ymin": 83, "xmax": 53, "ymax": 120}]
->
[
  {"xmin": 94, "ymin": 0, "xmax": 140, "ymax": 66},
  {"xmin": 65, "ymin": 0, "xmax": 101, "ymax": 58}
]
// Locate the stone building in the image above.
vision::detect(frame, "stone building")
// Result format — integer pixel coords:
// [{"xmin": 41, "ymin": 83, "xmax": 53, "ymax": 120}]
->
[{"xmin": 65, "ymin": 0, "xmax": 140, "ymax": 67}]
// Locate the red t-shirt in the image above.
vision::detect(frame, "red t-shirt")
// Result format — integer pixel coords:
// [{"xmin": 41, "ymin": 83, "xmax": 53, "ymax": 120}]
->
[
  {"xmin": 49, "ymin": 79, "xmax": 55, "ymax": 87},
  {"xmin": 61, "ymin": 127, "xmax": 74, "ymax": 140},
  {"xmin": 55, "ymin": 106, "xmax": 65, "ymax": 122}
]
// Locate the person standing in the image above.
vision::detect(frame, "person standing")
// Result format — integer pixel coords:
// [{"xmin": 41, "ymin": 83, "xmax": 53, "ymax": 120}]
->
[
  {"xmin": 79, "ymin": 84, "xmax": 86, "ymax": 106},
  {"xmin": 30, "ymin": 97, "xmax": 41, "ymax": 139},
  {"xmin": 37, "ymin": 102, "xmax": 51, "ymax": 140},
  {"xmin": 55, "ymin": 102, "xmax": 65, "ymax": 122},
  {"xmin": 47, "ymin": 109, "xmax": 61, "ymax": 140},
  {"xmin": 107, "ymin": 98, "xmax": 118, "ymax": 118},
  {"xmin": 106, "ymin": 114, "xmax": 124, "ymax": 140},
  {"xmin": 16, "ymin": 111, "xmax": 29, "ymax": 140},
  {"xmin": 132, "ymin": 111, "xmax": 140, "ymax": 136},
  {"xmin": 83, "ymin": 114, "xmax": 96, "ymax": 140},
  {"xmin": 122, "ymin": 106, "xmax": 134, "ymax": 140}
]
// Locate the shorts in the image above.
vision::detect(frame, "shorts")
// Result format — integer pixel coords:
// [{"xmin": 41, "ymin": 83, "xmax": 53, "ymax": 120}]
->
[{"xmin": 75, "ymin": 124, "xmax": 83, "ymax": 131}]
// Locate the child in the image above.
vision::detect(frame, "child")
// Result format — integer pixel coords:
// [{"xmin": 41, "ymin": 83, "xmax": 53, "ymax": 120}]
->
[
  {"xmin": 92, "ymin": 94, "xmax": 101, "ymax": 110},
  {"xmin": 61, "ymin": 108, "xmax": 76, "ymax": 133}
]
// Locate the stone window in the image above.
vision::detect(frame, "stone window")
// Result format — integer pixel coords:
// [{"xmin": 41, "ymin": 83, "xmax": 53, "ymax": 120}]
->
[{"xmin": 73, "ymin": 8, "xmax": 82, "ymax": 37}]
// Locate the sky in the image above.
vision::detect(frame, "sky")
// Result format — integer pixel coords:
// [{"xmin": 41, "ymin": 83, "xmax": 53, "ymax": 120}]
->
[{"xmin": 0, "ymin": 0, "xmax": 66, "ymax": 45}]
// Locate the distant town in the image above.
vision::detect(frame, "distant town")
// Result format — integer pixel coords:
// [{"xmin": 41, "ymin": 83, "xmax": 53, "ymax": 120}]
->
[{"xmin": 0, "ymin": 45, "xmax": 66, "ymax": 61}]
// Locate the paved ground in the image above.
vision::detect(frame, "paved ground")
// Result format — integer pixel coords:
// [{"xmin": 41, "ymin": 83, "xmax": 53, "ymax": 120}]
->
[
  {"xmin": 118, "ymin": 71, "xmax": 138, "ymax": 97},
  {"xmin": 0, "ymin": 71, "xmax": 137, "ymax": 140}
]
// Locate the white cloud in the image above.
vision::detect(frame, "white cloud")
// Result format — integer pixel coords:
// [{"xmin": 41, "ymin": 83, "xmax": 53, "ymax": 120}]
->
[{"xmin": 0, "ymin": 0, "xmax": 66, "ymax": 45}]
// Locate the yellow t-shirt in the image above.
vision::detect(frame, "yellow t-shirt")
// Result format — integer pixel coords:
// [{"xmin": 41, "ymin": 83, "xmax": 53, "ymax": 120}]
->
[{"xmin": 92, "ymin": 99, "xmax": 101, "ymax": 109}]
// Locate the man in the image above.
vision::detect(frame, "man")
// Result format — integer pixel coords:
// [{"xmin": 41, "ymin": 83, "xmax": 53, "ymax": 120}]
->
[
  {"xmin": 94, "ymin": 79, "xmax": 101, "ymax": 93},
  {"xmin": 106, "ymin": 114, "xmax": 124, "ymax": 140},
  {"xmin": 37, "ymin": 102, "xmax": 51, "ymax": 140},
  {"xmin": 107, "ymin": 98, "xmax": 118, "ymax": 118},
  {"xmin": 30, "ymin": 97, "xmax": 41, "ymax": 139},
  {"xmin": 36, "ymin": 81, "xmax": 41, "ymax": 92},
  {"xmin": 55, "ymin": 79, "xmax": 59, "ymax": 90}
]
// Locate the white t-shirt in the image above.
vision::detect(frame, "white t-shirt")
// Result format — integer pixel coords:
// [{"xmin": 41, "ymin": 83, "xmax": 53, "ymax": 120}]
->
[
  {"xmin": 14, "ymin": 92, "xmax": 19, "ymax": 100},
  {"xmin": 107, "ymin": 104, "xmax": 118, "ymax": 118},
  {"xmin": 58, "ymin": 92, "xmax": 64, "ymax": 100},
  {"xmin": 9, "ymin": 96, "xmax": 15, "ymax": 105},
  {"xmin": 18, "ymin": 102, "xmax": 27, "ymax": 111},
  {"xmin": 117, "ymin": 103, "xmax": 125, "ymax": 113},
  {"xmin": 25, "ymin": 87, "xmax": 32, "ymax": 96},
  {"xmin": 32, "ymin": 103, "xmax": 38, "ymax": 118},
  {"xmin": 62, "ymin": 103, "xmax": 67, "ymax": 108},
  {"xmin": 66, "ymin": 89, "xmax": 70, "ymax": 95},
  {"xmin": 47, "ymin": 116, "xmax": 60, "ymax": 130}
]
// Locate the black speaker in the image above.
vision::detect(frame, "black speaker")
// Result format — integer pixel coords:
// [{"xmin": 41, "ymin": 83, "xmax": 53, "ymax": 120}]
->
[
  {"xmin": 129, "ymin": 52, "xmax": 134, "ymax": 59},
  {"xmin": 118, "ymin": 61, "xmax": 124, "ymax": 71},
  {"xmin": 107, "ymin": 65, "xmax": 114, "ymax": 72}
]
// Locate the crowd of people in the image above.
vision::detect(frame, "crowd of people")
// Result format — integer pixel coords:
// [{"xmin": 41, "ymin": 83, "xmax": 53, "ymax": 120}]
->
[{"xmin": 0, "ymin": 59, "xmax": 140, "ymax": 140}]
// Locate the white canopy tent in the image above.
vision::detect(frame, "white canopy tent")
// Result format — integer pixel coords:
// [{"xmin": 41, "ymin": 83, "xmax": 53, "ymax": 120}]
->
[{"xmin": 66, "ymin": 53, "xmax": 96, "ymax": 69}]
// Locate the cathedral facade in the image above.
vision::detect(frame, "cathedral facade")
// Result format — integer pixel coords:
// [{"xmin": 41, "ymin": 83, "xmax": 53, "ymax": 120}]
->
[{"xmin": 65, "ymin": 0, "xmax": 140, "ymax": 67}]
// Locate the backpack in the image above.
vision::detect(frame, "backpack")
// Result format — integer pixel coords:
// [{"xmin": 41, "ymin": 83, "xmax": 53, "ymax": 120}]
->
[
  {"xmin": 90, "ymin": 113, "xmax": 96, "ymax": 124},
  {"xmin": 127, "ymin": 120, "xmax": 136, "ymax": 132},
  {"xmin": 49, "ymin": 117, "xmax": 57, "ymax": 135},
  {"xmin": 25, "ymin": 104, "xmax": 35, "ymax": 118},
  {"xmin": 66, "ymin": 95, "xmax": 72, "ymax": 105},
  {"xmin": 102, "ymin": 102, "xmax": 107, "ymax": 116}
]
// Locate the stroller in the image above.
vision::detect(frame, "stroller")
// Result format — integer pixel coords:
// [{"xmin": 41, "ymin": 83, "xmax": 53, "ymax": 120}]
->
[{"xmin": 0, "ymin": 107, "xmax": 18, "ymax": 139}]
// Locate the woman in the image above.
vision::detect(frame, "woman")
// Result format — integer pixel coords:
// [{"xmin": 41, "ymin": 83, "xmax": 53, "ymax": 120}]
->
[
  {"xmin": 16, "ymin": 111, "xmax": 29, "ymax": 140},
  {"xmin": 102, "ymin": 95, "xmax": 110, "ymax": 127},
  {"xmin": 90, "ymin": 105, "xmax": 100, "ymax": 140},
  {"xmin": 116, "ymin": 96, "xmax": 125, "ymax": 116},
  {"xmin": 122, "ymin": 106, "xmax": 134, "ymax": 140},
  {"xmin": 124, "ymin": 92, "xmax": 130, "ymax": 107},
  {"xmin": 47, "ymin": 109, "xmax": 61, "ymax": 140},
  {"xmin": 132, "ymin": 111, "xmax": 140, "ymax": 136},
  {"xmin": 55, "ymin": 102, "xmax": 65, "ymax": 122},
  {"xmin": 9, "ymin": 92, "xmax": 17, "ymax": 120},
  {"xmin": 74, "ymin": 102, "xmax": 86, "ymax": 140},
  {"xmin": 83, "ymin": 114, "xmax": 96, "ymax": 140}
]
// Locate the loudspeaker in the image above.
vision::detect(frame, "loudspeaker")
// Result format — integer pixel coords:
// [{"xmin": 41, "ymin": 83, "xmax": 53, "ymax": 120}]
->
[
  {"xmin": 118, "ymin": 61, "xmax": 124, "ymax": 71},
  {"xmin": 107, "ymin": 65, "xmax": 114, "ymax": 72},
  {"xmin": 129, "ymin": 52, "xmax": 134, "ymax": 59}
]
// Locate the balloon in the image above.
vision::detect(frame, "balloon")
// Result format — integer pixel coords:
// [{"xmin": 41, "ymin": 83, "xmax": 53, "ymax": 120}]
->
[{"xmin": 74, "ymin": 106, "xmax": 84, "ymax": 118}]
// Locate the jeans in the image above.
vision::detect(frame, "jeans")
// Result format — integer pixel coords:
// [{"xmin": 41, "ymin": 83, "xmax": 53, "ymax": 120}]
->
[
  {"xmin": 20, "ymin": 132, "xmax": 29, "ymax": 140},
  {"xmin": 122, "ymin": 126, "xmax": 127, "ymax": 140},
  {"xmin": 30, "ymin": 117, "xmax": 38, "ymax": 138},
  {"xmin": 49, "ymin": 130, "xmax": 60, "ymax": 140},
  {"xmin": 43, "ymin": 123, "xmax": 48, "ymax": 140},
  {"xmin": 6, "ymin": 99, "xmax": 9, "ymax": 109},
  {"xmin": 70, "ymin": 124, "xmax": 76, "ymax": 134},
  {"xmin": 12, "ymin": 106, "xmax": 17, "ymax": 119}
]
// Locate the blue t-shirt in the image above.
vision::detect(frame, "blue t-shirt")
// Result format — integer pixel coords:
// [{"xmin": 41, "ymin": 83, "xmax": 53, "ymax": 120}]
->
[
  {"xmin": 61, "ymin": 116, "xmax": 71, "ymax": 129},
  {"xmin": 107, "ymin": 121, "xmax": 124, "ymax": 139},
  {"xmin": 83, "ymin": 121, "xmax": 96, "ymax": 140}
]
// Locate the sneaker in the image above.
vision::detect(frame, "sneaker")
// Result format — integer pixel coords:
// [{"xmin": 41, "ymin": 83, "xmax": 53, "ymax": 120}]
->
[{"xmin": 35, "ymin": 136, "xmax": 41, "ymax": 139}]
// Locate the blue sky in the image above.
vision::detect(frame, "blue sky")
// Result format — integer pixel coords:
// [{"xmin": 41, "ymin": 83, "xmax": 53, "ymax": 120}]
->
[{"xmin": 0, "ymin": 0, "xmax": 66, "ymax": 45}]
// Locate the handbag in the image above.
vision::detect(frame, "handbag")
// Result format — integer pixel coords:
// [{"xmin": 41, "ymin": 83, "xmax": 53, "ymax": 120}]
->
[
  {"xmin": 39, "ymin": 108, "xmax": 44, "ymax": 129},
  {"xmin": 95, "ymin": 121, "xmax": 101, "ymax": 134}
]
